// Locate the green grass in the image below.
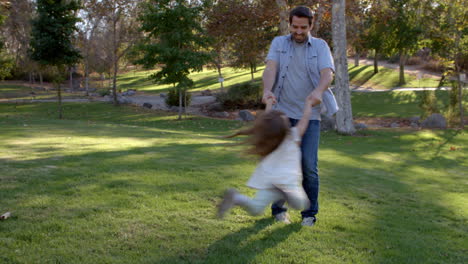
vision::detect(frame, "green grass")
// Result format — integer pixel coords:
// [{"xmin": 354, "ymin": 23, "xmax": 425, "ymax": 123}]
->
[
  {"xmin": 0, "ymin": 83, "xmax": 87, "ymax": 100},
  {"xmin": 115, "ymin": 66, "xmax": 264, "ymax": 94},
  {"xmin": 113, "ymin": 64, "xmax": 441, "ymax": 95},
  {"xmin": 352, "ymin": 90, "xmax": 468, "ymax": 118},
  {"xmin": 0, "ymin": 102, "xmax": 467, "ymax": 263},
  {"xmin": 348, "ymin": 65, "xmax": 440, "ymax": 90}
]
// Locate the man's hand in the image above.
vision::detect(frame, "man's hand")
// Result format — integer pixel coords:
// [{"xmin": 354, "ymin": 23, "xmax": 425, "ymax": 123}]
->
[
  {"xmin": 262, "ymin": 90, "xmax": 277, "ymax": 105},
  {"xmin": 307, "ymin": 89, "xmax": 323, "ymax": 107}
]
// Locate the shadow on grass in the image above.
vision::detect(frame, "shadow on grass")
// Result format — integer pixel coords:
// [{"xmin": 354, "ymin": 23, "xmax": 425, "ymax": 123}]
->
[
  {"xmin": 1, "ymin": 102, "xmax": 466, "ymax": 263},
  {"xmin": 0, "ymin": 102, "xmax": 244, "ymax": 136},
  {"xmin": 349, "ymin": 65, "xmax": 375, "ymax": 87},
  {"xmin": 156, "ymin": 218, "xmax": 300, "ymax": 264},
  {"xmin": 317, "ymin": 130, "xmax": 466, "ymax": 263}
]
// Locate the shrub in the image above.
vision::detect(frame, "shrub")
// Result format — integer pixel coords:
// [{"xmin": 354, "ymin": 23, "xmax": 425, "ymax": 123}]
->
[
  {"xmin": 406, "ymin": 56, "xmax": 423, "ymax": 66},
  {"xmin": 98, "ymin": 89, "xmax": 111, "ymax": 97},
  {"xmin": 421, "ymin": 59, "xmax": 445, "ymax": 73},
  {"xmin": 418, "ymin": 90, "xmax": 439, "ymax": 119},
  {"xmin": 446, "ymin": 80, "xmax": 462, "ymax": 125},
  {"xmin": 216, "ymin": 82, "xmax": 262, "ymax": 110},
  {"xmin": 165, "ymin": 87, "xmax": 191, "ymax": 107}
]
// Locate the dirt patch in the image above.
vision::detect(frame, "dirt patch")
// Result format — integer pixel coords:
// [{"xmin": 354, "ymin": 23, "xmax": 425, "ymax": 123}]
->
[{"xmin": 354, "ymin": 117, "xmax": 413, "ymax": 128}]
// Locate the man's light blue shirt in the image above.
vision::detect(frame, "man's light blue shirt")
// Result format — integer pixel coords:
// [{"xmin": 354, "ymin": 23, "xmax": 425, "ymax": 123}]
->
[{"xmin": 266, "ymin": 34, "xmax": 338, "ymax": 118}]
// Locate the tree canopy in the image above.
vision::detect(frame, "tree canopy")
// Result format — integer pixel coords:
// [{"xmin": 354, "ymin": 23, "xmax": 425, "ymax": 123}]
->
[
  {"xmin": 29, "ymin": 0, "xmax": 81, "ymax": 67},
  {"xmin": 135, "ymin": 0, "xmax": 212, "ymax": 119}
]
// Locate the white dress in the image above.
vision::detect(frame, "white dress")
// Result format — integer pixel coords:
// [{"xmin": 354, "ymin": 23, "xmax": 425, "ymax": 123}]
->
[{"xmin": 247, "ymin": 127, "xmax": 303, "ymax": 190}]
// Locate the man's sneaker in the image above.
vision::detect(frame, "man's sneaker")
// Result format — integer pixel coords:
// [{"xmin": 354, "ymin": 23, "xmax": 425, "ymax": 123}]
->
[
  {"xmin": 274, "ymin": 212, "xmax": 291, "ymax": 224},
  {"xmin": 217, "ymin": 188, "xmax": 238, "ymax": 219},
  {"xmin": 301, "ymin": 216, "xmax": 316, "ymax": 227}
]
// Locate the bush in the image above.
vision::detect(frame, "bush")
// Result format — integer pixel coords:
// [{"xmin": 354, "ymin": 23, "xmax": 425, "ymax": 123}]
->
[
  {"xmin": 216, "ymin": 82, "xmax": 262, "ymax": 110},
  {"xmin": 446, "ymin": 80, "xmax": 462, "ymax": 125},
  {"xmin": 418, "ymin": 90, "xmax": 439, "ymax": 119},
  {"xmin": 165, "ymin": 87, "xmax": 191, "ymax": 107},
  {"xmin": 406, "ymin": 56, "xmax": 423, "ymax": 66},
  {"xmin": 98, "ymin": 89, "xmax": 111, "ymax": 97},
  {"xmin": 387, "ymin": 54, "xmax": 400, "ymax": 63},
  {"xmin": 421, "ymin": 59, "xmax": 445, "ymax": 73}
]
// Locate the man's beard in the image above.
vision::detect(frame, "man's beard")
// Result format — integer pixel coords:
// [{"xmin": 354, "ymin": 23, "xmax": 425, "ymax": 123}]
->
[{"xmin": 292, "ymin": 33, "xmax": 307, "ymax": 43}]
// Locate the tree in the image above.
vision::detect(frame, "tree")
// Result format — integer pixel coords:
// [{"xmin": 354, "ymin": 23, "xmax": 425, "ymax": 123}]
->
[
  {"xmin": 99, "ymin": 0, "xmax": 141, "ymax": 105},
  {"xmin": 0, "ymin": 0, "xmax": 35, "ymax": 80},
  {"xmin": 362, "ymin": 0, "xmax": 388, "ymax": 74},
  {"xmin": 428, "ymin": 0, "xmax": 467, "ymax": 128},
  {"xmin": 276, "ymin": 0, "xmax": 289, "ymax": 35},
  {"xmin": 212, "ymin": 0, "xmax": 277, "ymax": 82},
  {"xmin": 204, "ymin": 0, "xmax": 234, "ymax": 91},
  {"xmin": 135, "ymin": 0, "xmax": 211, "ymax": 120},
  {"xmin": 77, "ymin": 0, "xmax": 103, "ymax": 95},
  {"xmin": 385, "ymin": 0, "xmax": 424, "ymax": 85},
  {"xmin": 346, "ymin": 0, "xmax": 368, "ymax": 66},
  {"xmin": 332, "ymin": 0, "xmax": 355, "ymax": 134},
  {"xmin": 0, "ymin": 0, "xmax": 14, "ymax": 80},
  {"xmin": 308, "ymin": 0, "xmax": 330, "ymax": 38},
  {"xmin": 29, "ymin": 0, "xmax": 81, "ymax": 119}
]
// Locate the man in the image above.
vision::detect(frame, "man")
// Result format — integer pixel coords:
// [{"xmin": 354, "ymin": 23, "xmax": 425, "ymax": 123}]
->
[{"xmin": 262, "ymin": 6, "xmax": 335, "ymax": 226}]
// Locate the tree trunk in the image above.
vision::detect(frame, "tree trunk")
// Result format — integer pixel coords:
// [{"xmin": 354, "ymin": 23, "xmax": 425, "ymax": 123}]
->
[
  {"xmin": 69, "ymin": 66, "xmax": 73, "ymax": 91},
  {"xmin": 112, "ymin": 2, "xmax": 119, "ymax": 106},
  {"xmin": 178, "ymin": 84, "xmax": 182, "ymax": 120},
  {"xmin": 455, "ymin": 64, "xmax": 464, "ymax": 129},
  {"xmin": 373, "ymin": 50, "xmax": 379, "ymax": 74},
  {"xmin": 56, "ymin": 65, "xmax": 64, "ymax": 119},
  {"xmin": 275, "ymin": 0, "xmax": 289, "ymax": 35},
  {"xmin": 250, "ymin": 64, "xmax": 255, "ymax": 81},
  {"xmin": 85, "ymin": 63, "xmax": 89, "ymax": 96},
  {"xmin": 399, "ymin": 51, "xmax": 406, "ymax": 86},
  {"xmin": 58, "ymin": 83, "xmax": 63, "ymax": 119},
  {"xmin": 332, "ymin": 0, "xmax": 355, "ymax": 135},
  {"xmin": 39, "ymin": 72, "xmax": 43, "ymax": 89},
  {"xmin": 217, "ymin": 64, "xmax": 224, "ymax": 91},
  {"xmin": 354, "ymin": 48, "xmax": 359, "ymax": 67},
  {"xmin": 29, "ymin": 72, "xmax": 32, "ymax": 87},
  {"xmin": 311, "ymin": 1, "xmax": 326, "ymax": 37},
  {"xmin": 184, "ymin": 89, "xmax": 187, "ymax": 116}
]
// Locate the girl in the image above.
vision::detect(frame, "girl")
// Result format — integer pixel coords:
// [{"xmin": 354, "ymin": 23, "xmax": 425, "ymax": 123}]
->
[{"xmin": 217, "ymin": 97, "xmax": 313, "ymax": 219}]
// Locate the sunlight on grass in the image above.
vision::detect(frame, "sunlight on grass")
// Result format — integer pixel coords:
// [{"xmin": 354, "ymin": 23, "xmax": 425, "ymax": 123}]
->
[
  {"xmin": 0, "ymin": 103, "xmax": 466, "ymax": 263},
  {"xmin": 115, "ymin": 66, "xmax": 265, "ymax": 94},
  {"xmin": 347, "ymin": 65, "xmax": 440, "ymax": 89},
  {"xmin": 115, "ymin": 64, "xmax": 439, "ymax": 94},
  {"xmin": 352, "ymin": 90, "xmax": 468, "ymax": 118}
]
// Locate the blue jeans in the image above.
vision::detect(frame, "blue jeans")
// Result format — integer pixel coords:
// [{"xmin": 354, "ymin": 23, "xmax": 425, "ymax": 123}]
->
[{"xmin": 271, "ymin": 119, "xmax": 320, "ymax": 219}]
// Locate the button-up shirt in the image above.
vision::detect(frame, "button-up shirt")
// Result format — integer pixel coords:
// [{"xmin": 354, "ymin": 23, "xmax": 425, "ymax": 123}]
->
[{"xmin": 266, "ymin": 34, "xmax": 338, "ymax": 118}]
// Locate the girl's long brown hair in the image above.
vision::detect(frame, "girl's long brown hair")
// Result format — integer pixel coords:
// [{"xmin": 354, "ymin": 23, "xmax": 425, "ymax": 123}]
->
[{"xmin": 226, "ymin": 110, "xmax": 290, "ymax": 157}]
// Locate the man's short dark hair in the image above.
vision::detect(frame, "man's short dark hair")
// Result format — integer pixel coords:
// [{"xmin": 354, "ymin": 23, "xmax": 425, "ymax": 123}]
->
[{"xmin": 289, "ymin": 6, "xmax": 314, "ymax": 26}]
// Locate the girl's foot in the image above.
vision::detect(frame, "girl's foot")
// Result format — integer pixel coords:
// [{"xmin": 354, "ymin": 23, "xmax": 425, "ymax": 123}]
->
[{"xmin": 217, "ymin": 188, "xmax": 238, "ymax": 218}]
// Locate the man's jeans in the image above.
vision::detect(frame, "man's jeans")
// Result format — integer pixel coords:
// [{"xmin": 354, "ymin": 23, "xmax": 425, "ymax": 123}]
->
[{"xmin": 271, "ymin": 119, "xmax": 320, "ymax": 219}]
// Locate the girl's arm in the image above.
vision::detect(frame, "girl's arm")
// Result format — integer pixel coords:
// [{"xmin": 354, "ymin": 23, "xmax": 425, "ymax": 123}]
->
[
  {"xmin": 295, "ymin": 96, "xmax": 314, "ymax": 138},
  {"xmin": 265, "ymin": 97, "xmax": 274, "ymax": 111}
]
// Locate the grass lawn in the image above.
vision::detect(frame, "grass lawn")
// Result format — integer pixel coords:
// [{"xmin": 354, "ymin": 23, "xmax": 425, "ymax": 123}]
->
[
  {"xmin": 0, "ymin": 102, "xmax": 466, "ymax": 263},
  {"xmin": 0, "ymin": 83, "xmax": 88, "ymax": 100},
  {"xmin": 352, "ymin": 89, "xmax": 468, "ymax": 118},
  {"xmin": 111, "ymin": 64, "xmax": 441, "ymax": 95},
  {"xmin": 115, "ymin": 67, "xmax": 264, "ymax": 95},
  {"xmin": 348, "ymin": 65, "xmax": 441, "ymax": 90},
  {"xmin": 2, "ymin": 63, "xmax": 442, "ymax": 99}
]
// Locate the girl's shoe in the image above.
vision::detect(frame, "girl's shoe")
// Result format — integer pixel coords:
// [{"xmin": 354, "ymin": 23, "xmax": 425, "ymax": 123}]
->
[{"xmin": 217, "ymin": 188, "xmax": 238, "ymax": 218}]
